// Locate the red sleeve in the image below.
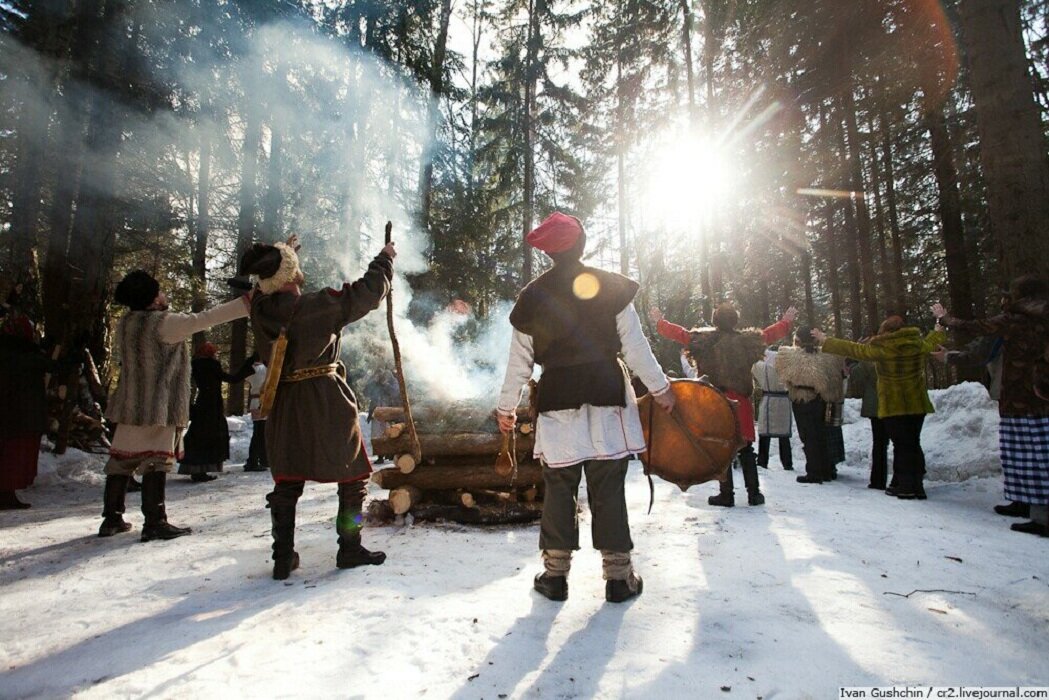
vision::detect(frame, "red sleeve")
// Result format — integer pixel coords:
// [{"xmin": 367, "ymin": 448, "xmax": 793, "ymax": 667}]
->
[
  {"xmin": 762, "ymin": 319, "xmax": 792, "ymax": 345},
  {"xmin": 656, "ymin": 318, "xmax": 692, "ymax": 346}
]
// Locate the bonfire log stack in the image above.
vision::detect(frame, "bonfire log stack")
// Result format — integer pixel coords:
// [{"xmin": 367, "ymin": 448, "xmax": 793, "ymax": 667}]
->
[{"xmin": 369, "ymin": 395, "xmax": 542, "ymax": 524}]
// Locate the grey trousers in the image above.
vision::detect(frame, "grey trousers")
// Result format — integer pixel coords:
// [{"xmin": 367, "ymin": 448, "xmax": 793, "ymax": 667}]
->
[{"xmin": 539, "ymin": 458, "xmax": 633, "ymax": 553}]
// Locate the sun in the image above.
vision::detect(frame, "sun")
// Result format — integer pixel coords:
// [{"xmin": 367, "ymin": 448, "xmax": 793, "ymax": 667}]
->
[{"xmin": 640, "ymin": 133, "xmax": 737, "ymax": 232}]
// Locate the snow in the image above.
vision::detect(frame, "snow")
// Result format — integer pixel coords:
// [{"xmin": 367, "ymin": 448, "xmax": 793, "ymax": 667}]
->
[{"xmin": 1, "ymin": 383, "xmax": 1047, "ymax": 698}]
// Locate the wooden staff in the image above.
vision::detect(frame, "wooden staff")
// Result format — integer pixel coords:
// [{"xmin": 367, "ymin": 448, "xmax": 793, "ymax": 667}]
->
[{"xmin": 384, "ymin": 221, "xmax": 422, "ymax": 463}]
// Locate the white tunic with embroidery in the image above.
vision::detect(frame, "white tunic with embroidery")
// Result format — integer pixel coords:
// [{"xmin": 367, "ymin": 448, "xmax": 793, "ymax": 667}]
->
[{"xmin": 497, "ymin": 304, "xmax": 669, "ymax": 468}]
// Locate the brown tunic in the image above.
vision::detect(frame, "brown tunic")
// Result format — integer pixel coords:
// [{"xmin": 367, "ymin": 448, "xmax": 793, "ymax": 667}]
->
[{"xmin": 250, "ymin": 253, "xmax": 392, "ymax": 482}]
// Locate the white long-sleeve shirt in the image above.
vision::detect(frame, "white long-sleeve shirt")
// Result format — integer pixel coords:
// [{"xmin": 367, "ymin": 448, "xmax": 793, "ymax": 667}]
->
[
  {"xmin": 109, "ymin": 297, "xmax": 250, "ymax": 461},
  {"xmin": 497, "ymin": 303, "xmax": 670, "ymax": 468}
]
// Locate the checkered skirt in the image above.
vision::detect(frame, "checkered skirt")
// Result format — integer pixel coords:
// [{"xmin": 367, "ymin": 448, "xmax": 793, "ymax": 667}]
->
[{"xmin": 999, "ymin": 415, "xmax": 1049, "ymax": 505}]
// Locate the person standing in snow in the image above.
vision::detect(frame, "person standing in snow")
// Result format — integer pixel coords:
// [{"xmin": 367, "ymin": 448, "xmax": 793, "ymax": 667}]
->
[
  {"xmin": 178, "ymin": 343, "xmax": 256, "ymax": 482},
  {"xmin": 846, "ymin": 360, "xmax": 890, "ymax": 490},
  {"xmin": 812, "ymin": 312, "xmax": 945, "ymax": 500},
  {"xmin": 752, "ymin": 346, "xmax": 793, "ymax": 471},
  {"xmin": 938, "ymin": 276, "xmax": 1049, "ymax": 536},
  {"xmin": 497, "ymin": 212, "xmax": 674, "ymax": 603},
  {"xmin": 244, "ymin": 358, "xmax": 269, "ymax": 472},
  {"xmin": 241, "ymin": 234, "xmax": 394, "ymax": 580},
  {"xmin": 0, "ymin": 289, "xmax": 48, "ymax": 510},
  {"xmin": 775, "ymin": 327, "xmax": 845, "ymax": 485},
  {"xmin": 99, "ymin": 270, "xmax": 251, "ymax": 541},
  {"xmin": 649, "ymin": 303, "xmax": 796, "ymax": 507}
]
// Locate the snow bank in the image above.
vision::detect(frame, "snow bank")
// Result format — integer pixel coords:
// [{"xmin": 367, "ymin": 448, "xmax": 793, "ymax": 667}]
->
[{"xmin": 34, "ymin": 442, "xmax": 107, "ymax": 488}]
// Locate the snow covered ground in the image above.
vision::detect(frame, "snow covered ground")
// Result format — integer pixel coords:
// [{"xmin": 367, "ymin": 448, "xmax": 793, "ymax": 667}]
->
[{"xmin": 1, "ymin": 383, "xmax": 1047, "ymax": 699}]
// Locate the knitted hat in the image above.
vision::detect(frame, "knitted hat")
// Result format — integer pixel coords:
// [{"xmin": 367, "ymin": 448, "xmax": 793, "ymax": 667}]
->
[
  {"xmin": 195, "ymin": 342, "xmax": 217, "ymax": 358},
  {"xmin": 114, "ymin": 270, "xmax": 160, "ymax": 311}
]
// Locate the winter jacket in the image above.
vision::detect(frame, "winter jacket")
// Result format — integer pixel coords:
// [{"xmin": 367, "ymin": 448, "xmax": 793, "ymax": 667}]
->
[
  {"xmin": 821, "ymin": 327, "xmax": 945, "ymax": 418},
  {"xmin": 775, "ymin": 347, "xmax": 845, "ymax": 404},
  {"xmin": 944, "ymin": 299, "xmax": 1049, "ymax": 416}
]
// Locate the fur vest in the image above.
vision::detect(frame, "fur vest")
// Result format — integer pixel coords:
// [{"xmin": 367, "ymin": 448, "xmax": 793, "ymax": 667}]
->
[
  {"xmin": 688, "ymin": 328, "xmax": 766, "ymax": 396},
  {"xmin": 106, "ymin": 311, "xmax": 191, "ymax": 427},
  {"xmin": 775, "ymin": 347, "xmax": 844, "ymax": 403}
]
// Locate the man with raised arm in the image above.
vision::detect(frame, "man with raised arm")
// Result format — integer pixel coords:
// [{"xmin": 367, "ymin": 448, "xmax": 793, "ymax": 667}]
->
[{"xmin": 99, "ymin": 270, "xmax": 252, "ymax": 541}]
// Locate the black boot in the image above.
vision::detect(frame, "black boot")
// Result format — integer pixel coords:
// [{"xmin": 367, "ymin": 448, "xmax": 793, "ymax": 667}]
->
[
  {"xmin": 140, "ymin": 472, "xmax": 192, "ymax": 542},
  {"xmin": 336, "ymin": 482, "xmax": 385, "ymax": 569},
  {"xmin": 740, "ymin": 446, "xmax": 765, "ymax": 506},
  {"xmin": 994, "ymin": 502, "xmax": 1030, "ymax": 518},
  {"xmin": 708, "ymin": 470, "xmax": 735, "ymax": 507},
  {"xmin": 267, "ymin": 481, "xmax": 303, "ymax": 579},
  {"xmin": 533, "ymin": 572, "xmax": 568, "ymax": 601},
  {"xmin": 336, "ymin": 531, "xmax": 386, "ymax": 568},
  {"xmin": 0, "ymin": 490, "xmax": 30, "ymax": 510},
  {"xmin": 98, "ymin": 475, "xmax": 133, "ymax": 537},
  {"xmin": 268, "ymin": 501, "xmax": 299, "ymax": 580}
]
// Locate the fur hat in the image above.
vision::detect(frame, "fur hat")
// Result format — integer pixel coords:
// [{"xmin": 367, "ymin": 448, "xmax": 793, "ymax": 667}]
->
[
  {"xmin": 114, "ymin": 270, "xmax": 160, "ymax": 311},
  {"xmin": 239, "ymin": 242, "xmax": 301, "ymax": 295}
]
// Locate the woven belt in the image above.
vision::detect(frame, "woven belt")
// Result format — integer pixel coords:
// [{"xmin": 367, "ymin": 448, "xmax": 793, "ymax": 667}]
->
[
  {"xmin": 765, "ymin": 390, "xmax": 789, "ymax": 396},
  {"xmin": 281, "ymin": 364, "xmax": 339, "ymax": 383}
]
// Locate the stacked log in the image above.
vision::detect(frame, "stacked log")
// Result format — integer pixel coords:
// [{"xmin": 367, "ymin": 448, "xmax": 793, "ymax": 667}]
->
[{"xmin": 369, "ymin": 397, "xmax": 541, "ymax": 525}]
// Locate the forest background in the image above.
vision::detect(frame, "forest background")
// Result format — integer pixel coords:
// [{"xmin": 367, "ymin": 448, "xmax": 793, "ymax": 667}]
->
[{"xmin": 1, "ymin": 0, "xmax": 1048, "ymax": 421}]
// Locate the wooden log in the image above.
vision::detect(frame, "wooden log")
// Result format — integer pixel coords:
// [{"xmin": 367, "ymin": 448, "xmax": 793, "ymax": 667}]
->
[
  {"xmin": 372, "ymin": 432, "xmax": 535, "ymax": 458},
  {"xmin": 521, "ymin": 486, "xmax": 539, "ymax": 503},
  {"xmin": 372, "ymin": 462, "xmax": 543, "ymax": 491},
  {"xmin": 518, "ymin": 422, "xmax": 533, "ymax": 435},
  {"xmin": 385, "ymin": 423, "xmax": 405, "ymax": 439},
  {"xmin": 372, "ymin": 406, "xmax": 406, "ymax": 422},
  {"xmin": 460, "ymin": 491, "xmax": 476, "ymax": 508},
  {"xmin": 395, "ymin": 453, "xmax": 417, "ymax": 473},
  {"xmin": 389, "ymin": 485, "xmax": 422, "ymax": 515}
]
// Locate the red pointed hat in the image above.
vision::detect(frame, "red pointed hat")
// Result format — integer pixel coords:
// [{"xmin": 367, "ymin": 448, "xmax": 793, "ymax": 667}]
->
[{"xmin": 526, "ymin": 212, "xmax": 583, "ymax": 253}]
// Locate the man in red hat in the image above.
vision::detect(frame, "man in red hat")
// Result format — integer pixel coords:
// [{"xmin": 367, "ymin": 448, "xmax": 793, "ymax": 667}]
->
[{"xmin": 497, "ymin": 212, "xmax": 674, "ymax": 603}]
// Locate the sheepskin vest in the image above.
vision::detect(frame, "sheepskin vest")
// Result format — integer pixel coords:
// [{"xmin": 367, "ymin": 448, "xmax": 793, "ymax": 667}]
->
[
  {"xmin": 510, "ymin": 262, "xmax": 639, "ymax": 412},
  {"xmin": 774, "ymin": 347, "xmax": 844, "ymax": 404},
  {"xmin": 688, "ymin": 328, "xmax": 766, "ymax": 396},
  {"xmin": 106, "ymin": 311, "xmax": 191, "ymax": 427}
]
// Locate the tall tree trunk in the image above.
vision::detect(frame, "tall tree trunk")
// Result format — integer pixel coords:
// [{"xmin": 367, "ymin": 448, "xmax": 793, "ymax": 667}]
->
[
  {"xmin": 841, "ymin": 90, "xmax": 880, "ymax": 333},
  {"xmin": 418, "ymin": 0, "xmax": 453, "ymax": 232},
  {"xmin": 878, "ymin": 105, "xmax": 908, "ymax": 315},
  {"xmin": 819, "ymin": 105, "xmax": 844, "ymax": 337},
  {"xmin": 226, "ymin": 108, "xmax": 262, "ymax": 416},
  {"xmin": 191, "ymin": 126, "xmax": 212, "ymax": 350},
  {"xmin": 801, "ymin": 249, "xmax": 816, "ymax": 322},
  {"xmin": 832, "ymin": 106, "xmax": 864, "ymax": 338},
  {"xmin": 521, "ymin": 0, "xmax": 541, "ymax": 283},
  {"xmin": 865, "ymin": 108, "xmax": 895, "ymax": 308},
  {"xmin": 680, "ymin": 0, "xmax": 696, "ymax": 123},
  {"xmin": 957, "ymin": 0, "xmax": 1049, "ymax": 280},
  {"xmin": 923, "ymin": 97, "xmax": 975, "ymax": 319},
  {"xmin": 615, "ymin": 43, "xmax": 630, "ymax": 276},
  {"xmin": 260, "ymin": 126, "xmax": 283, "ymax": 243}
]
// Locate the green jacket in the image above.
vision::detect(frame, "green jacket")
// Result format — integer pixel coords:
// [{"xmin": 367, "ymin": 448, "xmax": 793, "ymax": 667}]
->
[{"xmin": 822, "ymin": 327, "xmax": 945, "ymax": 418}]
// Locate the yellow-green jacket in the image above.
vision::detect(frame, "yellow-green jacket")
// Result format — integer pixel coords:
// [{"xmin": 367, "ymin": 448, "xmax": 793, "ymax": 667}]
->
[{"xmin": 821, "ymin": 327, "xmax": 946, "ymax": 418}]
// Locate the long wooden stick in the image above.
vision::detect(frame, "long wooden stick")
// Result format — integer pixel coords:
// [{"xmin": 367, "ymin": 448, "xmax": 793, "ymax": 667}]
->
[{"xmin": 384, "ymin": 221, "xmax": 422, "ymax": 463}]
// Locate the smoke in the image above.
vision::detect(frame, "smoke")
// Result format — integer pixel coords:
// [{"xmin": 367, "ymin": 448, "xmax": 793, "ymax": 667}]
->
[{"xmin": 1, "ymin": 6, "xmax": 516, "ymax": 403}]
